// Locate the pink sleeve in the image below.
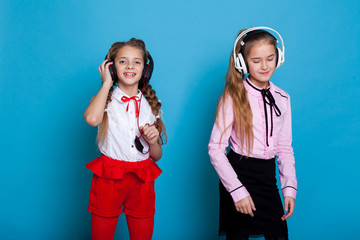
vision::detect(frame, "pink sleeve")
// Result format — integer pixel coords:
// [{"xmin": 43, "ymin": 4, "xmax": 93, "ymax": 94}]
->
[
  {"xmin": 208, "ymin": 96, "xmax": 249, "ymax": 203},
  {"xmin": 276, "ymin": 95, "xmax": 297, "ymax": 199}
]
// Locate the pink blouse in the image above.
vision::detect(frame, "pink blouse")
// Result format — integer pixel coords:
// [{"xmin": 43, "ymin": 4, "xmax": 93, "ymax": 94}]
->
[{"xmin": 208, "ymin": 79, "xmax": 297, "ymax": 203}]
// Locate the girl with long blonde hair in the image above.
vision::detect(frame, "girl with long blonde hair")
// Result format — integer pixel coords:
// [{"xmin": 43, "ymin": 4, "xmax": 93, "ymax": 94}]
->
[
  {"xmin": 84, "ymin": 38, "xmax": 166, "ymax": 240},
  {"xmin": 208, "ymin": 27, "xmax": 297, "ymax": 240}
]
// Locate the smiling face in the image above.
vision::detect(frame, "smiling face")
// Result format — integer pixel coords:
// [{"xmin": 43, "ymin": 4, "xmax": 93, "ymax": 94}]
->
[
  {"xmin": 114, "ymin": 45, "xmax": 144, "ymax": 96},
  {"xmin": 246, "ymin": 40, "xmax": 276, "ymax": 89}
]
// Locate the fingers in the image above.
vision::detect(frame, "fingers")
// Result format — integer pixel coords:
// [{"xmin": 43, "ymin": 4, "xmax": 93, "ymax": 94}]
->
[
  {"xmin": 141, "ymin": 125, "xmax": 160, "ymax": 144},
  {"xmin": 281, "ymin": 197, "xmax": 295, "ymax": 221},
  {"xmin": 239, "ymin": 205, "xmax": 253, "ymax": 217},
  {"xmin": 247, "ymin": 206, "xmax": 254, "ymax": 217},
  {"xmin": 234, "ymin": 197, "xmax": 255, "ymax": 217},
  {"xmin": 142, "ymin": 125, "xmax": 155, "ymax": 138},
  {"xmin": 99, "ymin": 60, "xmax": 110, "ymax": 72},
  {"xmin": 250, "ymin": 196, "xmax": 256, "ymax": 212},
  {"xmin": 98, "ymin": 60, "xmax": 113, "ymax": 84},
  {"xmin": 285, "ymin": 199, "xmax": 294, "ymax": 219},
  {"xmin": 281, "ymin": 198, "xmax": 289, "ymax": 221},
  {"xmin": 246, "ymin": 197, "xmax": 254, "ymax": 217}
]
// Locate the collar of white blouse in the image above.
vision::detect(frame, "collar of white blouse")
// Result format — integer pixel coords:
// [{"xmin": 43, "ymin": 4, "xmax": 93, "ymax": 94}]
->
[{"xmin": 112, "ymin": 86, "xmax": 142, "ymax": 103}]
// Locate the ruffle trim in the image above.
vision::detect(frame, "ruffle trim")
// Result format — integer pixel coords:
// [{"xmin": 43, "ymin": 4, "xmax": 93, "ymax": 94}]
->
[{"xmin": 86, "ymin": 155, "xmax": 162, "ymax": 182}]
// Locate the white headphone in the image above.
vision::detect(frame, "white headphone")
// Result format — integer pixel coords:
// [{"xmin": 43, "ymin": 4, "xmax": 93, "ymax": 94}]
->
[{"xmin": 233, "ymin": 26, "xmax": 285, "ymax": 76}]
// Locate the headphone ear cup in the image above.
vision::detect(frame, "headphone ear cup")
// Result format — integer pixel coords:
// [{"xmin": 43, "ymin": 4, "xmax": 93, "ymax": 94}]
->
[
  {"xmin": 234, "ymin": 55, "xmax": 241, "ymax": 71},
  {"xmin": 139, "ymin": 63, "xmax": 149, "ymax": 89},
  {"xmin": 109, "ymin": 63, "xmax": 118, "ymax": 84},
  {"xmin": 276, "ymin": 47, "xmax": 284, "ymax": 68},
  {"xmin": 139, "ymin": 53, "xmax": 154, "ymax": 89},
  {"xmin": 237, "ymin": 53, "xmax": 248, "ymax": 75}
]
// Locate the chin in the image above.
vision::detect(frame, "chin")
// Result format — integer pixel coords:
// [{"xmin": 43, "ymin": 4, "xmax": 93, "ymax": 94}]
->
[
  {"xmin": 120, "ymin": 77, "xmax": 141, "ymax": 86},
  {"xmin": 257, "ymin": 75, "xmax": 272, "ymax": 82}
]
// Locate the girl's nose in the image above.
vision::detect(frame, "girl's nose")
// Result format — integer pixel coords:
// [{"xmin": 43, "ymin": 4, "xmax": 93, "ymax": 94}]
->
[
  {"xmin": 261, "ymin": 61, "xmax": 268, "ymax": 70},
  {"xmin": 127, "ymin": 63, "xmax": 134, "ymax": 69}
]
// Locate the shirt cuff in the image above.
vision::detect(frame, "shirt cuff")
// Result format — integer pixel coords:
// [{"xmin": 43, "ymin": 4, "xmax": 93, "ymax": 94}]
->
[
  {"xmin": 282, "ymin": 186, "xmax": 297, "ymax": 199},
  {"xmin": 230, "ymin": 186, "xmax": 250, "ymax": 203}
]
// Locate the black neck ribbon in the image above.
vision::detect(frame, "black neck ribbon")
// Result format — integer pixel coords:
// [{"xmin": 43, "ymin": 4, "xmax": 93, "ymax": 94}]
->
[{"xmin": 246, "ymin": 79, "xmax": 281, "ymax": 146}]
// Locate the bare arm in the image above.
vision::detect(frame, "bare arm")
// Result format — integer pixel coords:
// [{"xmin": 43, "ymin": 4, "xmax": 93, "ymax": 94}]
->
[
  {"xmin": 84, "ymin": 61, "xmax": 114, "ymax": 126},
  {"xmin": 149, "ymin": 142, "xmax": 162, "ymax": 162},
  {"xmin": 141, "ymin": 125, "xmax": 162, "ymax": 161}
]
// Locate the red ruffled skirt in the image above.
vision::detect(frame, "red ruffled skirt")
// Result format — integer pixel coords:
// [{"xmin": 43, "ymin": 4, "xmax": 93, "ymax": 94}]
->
[
  {"xmin": 86, "ymin": 154, "xmax": 162, "ymax": 182},
  {"xmin": 86, "ymin": 155, "xmax": 162, "ymax": 218}
]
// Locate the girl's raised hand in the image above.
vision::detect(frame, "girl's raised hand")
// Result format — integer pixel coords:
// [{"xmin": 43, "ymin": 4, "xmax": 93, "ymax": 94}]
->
[
  {"xmin": 98, "ymin": 60, "xmax": 114, "ymax": 87},
  {"xmin": 235, "ymin": 195, "xmax": 256, "ymax": 217},
  {"xmin": 140, "ymin": 125, "xmax": 160, "ymax": 146},
  {"xmin": 281, "ymin": 196, "xmax": 295, "ymax": 221}
]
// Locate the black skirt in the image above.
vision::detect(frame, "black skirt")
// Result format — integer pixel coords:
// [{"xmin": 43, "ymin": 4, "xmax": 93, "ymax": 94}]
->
[{"xmin": 219, "ymin": 150, "xmax": 288, "ymax": 239}]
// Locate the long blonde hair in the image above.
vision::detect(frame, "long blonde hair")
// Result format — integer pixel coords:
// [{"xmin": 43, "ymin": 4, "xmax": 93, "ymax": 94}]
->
[
  {"xmin": 215, "ymin": 29, "xmax": 278, "ymax": 155},
  {"xmin": 97, "ymin": 38, "xmax": 167, "ymax": 146}
]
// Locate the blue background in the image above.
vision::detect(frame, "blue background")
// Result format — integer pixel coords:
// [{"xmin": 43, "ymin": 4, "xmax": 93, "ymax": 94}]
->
[{"xmin": 1, "ymin": 0, "xmax": 359, "ymax": 239}]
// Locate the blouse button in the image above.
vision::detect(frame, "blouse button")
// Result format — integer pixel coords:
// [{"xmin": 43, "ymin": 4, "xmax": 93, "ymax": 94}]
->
[
  {"xmin": 131, "ymin": 145, "xmax": 134, "ymax": 148},
  {"xmin": 130, "ymin": 111, "xmax": 133, "ymax": 114},
  {"xmin": 131, "ymin": 128, "xmax": 134, "ymax": 131}
]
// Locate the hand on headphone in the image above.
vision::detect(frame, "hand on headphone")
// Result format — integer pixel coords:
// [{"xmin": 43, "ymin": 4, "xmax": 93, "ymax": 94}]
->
[
  {"xmin": 140, "ymin": 124, "xmax": 159, "ymax": 146},
  {"xmin": 98, "ymin": 60, "xmax": 114, "ymax": 87}
]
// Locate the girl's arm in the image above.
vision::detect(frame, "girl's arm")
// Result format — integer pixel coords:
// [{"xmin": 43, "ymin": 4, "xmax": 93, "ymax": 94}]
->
[
  {"xmin": 141, "ymin": 125, "xmax": 162, "ymax": 161},
  {"xmin": 84, "ymin": 61, "xmax": 113, "ymax": 126},
  {"xmin": 208, "ymin": 95, "xmax": 250, "ymax": 203},
  {"xmin": 148, "ymin": 142, "xmax": 162, "ymax": 162},
  {"xmin": 208, "ymin": 96, "xmax": 255, "ymax": 216},
  {"xmin": 277, "ymin": 95, "xmax": 297, "ymax": 200}
]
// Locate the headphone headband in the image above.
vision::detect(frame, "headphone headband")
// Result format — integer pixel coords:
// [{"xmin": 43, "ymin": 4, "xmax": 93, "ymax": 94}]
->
[{"xmin": 233, "ymin": 26, "xmax": 285, "ymax": 75}]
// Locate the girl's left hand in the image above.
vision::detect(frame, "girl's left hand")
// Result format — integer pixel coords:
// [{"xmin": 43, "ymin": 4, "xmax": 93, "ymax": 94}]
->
[
  {"xmin": 140, "ymin": 125, "xmax": 159, "ymax": 146},
  {"xmin": 281, "ymin": 196, "xmax": 295, "ymax": 221}
]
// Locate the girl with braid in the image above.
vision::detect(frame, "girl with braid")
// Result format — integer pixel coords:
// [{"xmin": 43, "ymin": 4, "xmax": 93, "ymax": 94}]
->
[
  {"xmin": 84, "ymin": 38, "xmax": 166, "ymax": 240},
  {"xmin": 208, "ymin": 27, "xmax": 297, "ymax": 240}
]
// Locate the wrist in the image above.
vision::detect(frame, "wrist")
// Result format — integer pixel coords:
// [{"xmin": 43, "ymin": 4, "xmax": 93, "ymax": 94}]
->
[
  {"xmin": 149, "ymin": 141, "xmax": 160, "ymax": 147},
  {"xmin": 102, "ymin": 81, "xmax": 113, "ymax": 90}
]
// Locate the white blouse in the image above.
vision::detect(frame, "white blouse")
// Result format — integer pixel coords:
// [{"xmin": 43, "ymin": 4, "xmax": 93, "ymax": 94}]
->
[{"xmin": 99, "ymin": 87, "xmax": 156, "ymax": 162}]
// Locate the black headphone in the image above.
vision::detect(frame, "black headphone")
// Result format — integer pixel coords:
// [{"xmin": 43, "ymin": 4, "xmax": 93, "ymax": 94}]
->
[{"xmin": 105, "ymin": 51, "xmax": 154, "ymax": 89}]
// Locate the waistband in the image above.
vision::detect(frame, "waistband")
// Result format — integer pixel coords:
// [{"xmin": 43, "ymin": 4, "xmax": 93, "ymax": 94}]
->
[
  {"xmin": 86, "ymin": 154, "xmax": 162, "ymax": 182},
  {"xmin": 227, "ymin": 149, "xmax": 276, "ymax": 162}
]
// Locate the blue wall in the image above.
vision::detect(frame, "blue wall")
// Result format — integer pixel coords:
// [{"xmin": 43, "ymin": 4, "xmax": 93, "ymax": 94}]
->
[{"xmin": 1, "ymin": 0, "xmax": 359, "ymax": 239}]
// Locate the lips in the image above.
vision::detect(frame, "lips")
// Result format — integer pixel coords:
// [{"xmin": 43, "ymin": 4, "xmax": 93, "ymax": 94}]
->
[{"xmin": 259, "ymin": 71, "xmax": 269, "ymax": 75}]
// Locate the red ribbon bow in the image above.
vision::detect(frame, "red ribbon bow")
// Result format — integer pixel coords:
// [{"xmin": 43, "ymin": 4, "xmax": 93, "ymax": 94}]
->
[{"xmin": 121, "ymin": 96, "xmax": 140, "ymax": 117}]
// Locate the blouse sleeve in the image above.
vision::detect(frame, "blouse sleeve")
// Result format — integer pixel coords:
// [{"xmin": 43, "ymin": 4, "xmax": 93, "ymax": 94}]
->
[
  {"xmin": 276, "ymin": 95, "xmax": 298, "ymax": 199},
  {"xmin": 208, "ymin": 95, "xmax": 250, "ymax": 203}
]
